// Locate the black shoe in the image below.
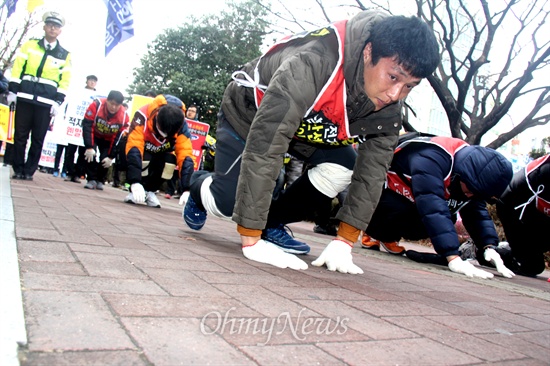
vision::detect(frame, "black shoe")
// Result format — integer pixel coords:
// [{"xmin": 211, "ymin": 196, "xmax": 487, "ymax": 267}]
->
[
  {"xmin": 11, "ymin": 173, "xmax": 23, "ymax": 179},
  {"xmin": 405, "ymin": 250, "xmax": 448, "ymax": 266},
  {"xmin": 24, "ymin": 174, "xmax": 33, "ymax": 181},
  {"xmin": 313, "ymin": 224, "xmax": 337, "ymax": 236}
]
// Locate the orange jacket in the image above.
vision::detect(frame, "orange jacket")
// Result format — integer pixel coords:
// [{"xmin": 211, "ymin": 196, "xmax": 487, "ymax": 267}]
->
[{"xmin": 125, "ymin": 94, "xmax": 195, "ymax": 184}]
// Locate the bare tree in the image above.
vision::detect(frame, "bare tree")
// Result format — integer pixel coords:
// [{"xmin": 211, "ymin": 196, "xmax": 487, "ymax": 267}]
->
[
  {"xmin": 251, "ymin": 0, "xmax": 550, "ymax": 148},
  {"xmin": 0, "ymin": 5, "xmax": 40, "ymax": 72},
  {"xmin": 416, "ymin": 0, "xmax": 550, "ymax": 148}
]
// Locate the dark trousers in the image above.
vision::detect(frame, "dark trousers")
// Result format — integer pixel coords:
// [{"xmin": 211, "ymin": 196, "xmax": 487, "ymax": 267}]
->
[
  {"xmin": 189, "ymin": 111, "xmax": 356, "ymax": 227},
  {"xmin": 12, "ymin": 100, "xmax": 52, "ymax": 176},
  {"xmin": 3, "ymin": 142, "xmax": 14, "ymax": 165},
  {"xmin": 366, "ymin": 189, "xmax": 428, "ymax": 242},
  {"xmin": 85, "ymin": 138, "xmax": 111, "ymax": 183},
  {"xmin": 54, "ymin": 144, "xmax": 65, "ymax": 172},
  {"xmin": 165, "ymin": 168, "xmax": 179, "ymax": 195},
  {"xmin": 497, "ymin": 201, "xmax": 549, "ymax": 276},
  {"xmin": 63, "ymin": 144, "xmax": 86, "ymax": 178},
  {"xmin": 142, "ymin": 151, "xmax": 177, "ymax": 192},
  {"xmin": 113, "ymin": 135, "xmax": 128, "ymax": 185}
]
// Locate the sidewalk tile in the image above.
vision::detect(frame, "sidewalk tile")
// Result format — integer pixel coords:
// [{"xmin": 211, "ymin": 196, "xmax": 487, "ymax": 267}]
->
[
  {"xmin": 319, "ymin": 338, "xmax": 483, "ymax": 365},
  {"xmin": 22, "ymin": 272, "xmax": 167, "ymax": 295},
  {"xmin": 18, "ymin": 240, "xmax": 76, "ymax": 263},
  {"xmin": 241, "ymin": 344, "xmax": 345, "ymax": 365},
  {"xmin": 20, "ymin": 350, "xmax": 148, "ymax": 366},
  {"xmin": 121, "ymin": 317, "xmax": 256, "ymax": 365},
  {"xmin": 382, "ymin": 316, "xmax": 527, "ymax": 362},
  {"xmin": 298, "ymin": 299, "xmax": 418, "ymax": 340},
  {"xmin": 24, "ymin": 291, "xmax": 135, "ymax": 351},
  {"xmin": 74, "ymin": 252, "xmax": 150, "ymax": 279},
  {"xmin": 103, "ymin": 293, "xmax": 261, "ymax": 317}
]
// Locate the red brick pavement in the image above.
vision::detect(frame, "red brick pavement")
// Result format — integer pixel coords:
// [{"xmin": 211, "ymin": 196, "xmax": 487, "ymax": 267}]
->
[{"xmin": 3, "ymin": 170, "xmax": 550, "ymax": 365}]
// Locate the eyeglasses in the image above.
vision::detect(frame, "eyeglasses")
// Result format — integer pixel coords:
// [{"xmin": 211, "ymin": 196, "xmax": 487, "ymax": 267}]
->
[{"xmin": 45, "ymin": 22, "xmax": 61, "ymax": 29}]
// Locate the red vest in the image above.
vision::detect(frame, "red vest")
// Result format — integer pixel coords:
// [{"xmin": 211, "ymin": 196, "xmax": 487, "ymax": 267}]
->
[
  {"xmin": 232, "ymin": 21, "xmax": 357, "ymax": 146},
  {"xmin": 517, "ymin": 154, "xmax": 550, "ymax": 218},
  {"xmin": 86, "ymin": 98, "xmax": 129, "ymax": 143},
  {"xmin": 386, "ymin": 136, "xmax": 469, "ymax": 202},
  {"xmin": 136, "ymin": 103, "xmax": 176, "ymax": 153}
]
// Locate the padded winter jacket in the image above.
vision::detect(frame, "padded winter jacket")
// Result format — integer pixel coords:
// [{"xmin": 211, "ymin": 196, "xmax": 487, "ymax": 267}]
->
[
  {"xmin": 225, "ymin": 10, "xmax": 402, "ymax": 230},
  {"xmin": 500, "ymin": 154, "xmax": 550, "ymax": 220},
  {"xmin": 388, "ymin": 137, "xmax": 512, "ymax": 257}
]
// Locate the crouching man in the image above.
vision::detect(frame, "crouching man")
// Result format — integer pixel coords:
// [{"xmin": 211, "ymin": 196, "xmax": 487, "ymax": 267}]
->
[{"xmin": 125, "ymin": 94, "xmax": 195, "ymax": 208}]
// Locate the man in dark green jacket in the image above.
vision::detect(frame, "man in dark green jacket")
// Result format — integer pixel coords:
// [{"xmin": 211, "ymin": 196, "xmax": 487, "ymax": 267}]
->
[{"xmin": 184, "ymin": 10, "xmax": 440, "ymax": 272}]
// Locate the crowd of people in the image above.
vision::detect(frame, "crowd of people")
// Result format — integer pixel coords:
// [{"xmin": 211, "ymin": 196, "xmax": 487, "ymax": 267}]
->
[{"xmin": 3, "ymin": 10, "xmax": 548, "ymax": 280}]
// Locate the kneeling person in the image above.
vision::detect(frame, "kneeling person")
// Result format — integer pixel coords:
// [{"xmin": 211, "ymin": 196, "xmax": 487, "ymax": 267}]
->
[
  {"xmin": 82, "ymin": 90, "xmax": 129, "ymax": 190},
  {"xmin": 364, "ymin": 134, "xmax": 514, "ymax": 279},
  {"xmin": 125, "ymin": 94, "xmax": 195, "ymax": 208}
]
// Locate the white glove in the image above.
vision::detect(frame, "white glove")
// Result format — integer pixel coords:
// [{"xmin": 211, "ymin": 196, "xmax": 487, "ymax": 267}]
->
[
  {"xmin": 484, "ymin": 248, "xmax": 515, "ymax": 278},
  {"xmin": 131, "ymin": 183, "xmax": 146, "ymax": 203},
  {"xmin": 101, "ymin": 157, "xmax": 113, "ymax": 168},
  {"xmin": 242, "ymin": 239, "xmax": 307, "ymax": 270},
  {"xmin": 312, "ymin": 239, "xmax": 364, "ymax": 274},
  {"xmin": 84, "ymin": 148, "xmax": 96, "ymax": 163},
  {"xmin": 50, "ymin": 103, "xmax": 60, "ymax": 117},
  {"xmin": 448, "ymin": 257, "xmax": 494, "ymax": 279},
  {"xmin": 7, "ymin": 92, "xmax": 17, "ymax": 105},
  {"xmin": 179, "ymin": 191, "xmax": 189, "ymax": 206}
]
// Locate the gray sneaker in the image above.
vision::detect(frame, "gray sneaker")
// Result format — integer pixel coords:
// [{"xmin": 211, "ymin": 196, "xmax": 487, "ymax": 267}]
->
[
  {"xmin": 96, "ymin": 182, "xmax": 104, "ymax": 190},
  {"xmin": 84, "ymin": 180, "xmax": 97, "ymax": 190},
  {"xmin": 145, "ymin": 191, "xmax": 161, "ymax": 208}
]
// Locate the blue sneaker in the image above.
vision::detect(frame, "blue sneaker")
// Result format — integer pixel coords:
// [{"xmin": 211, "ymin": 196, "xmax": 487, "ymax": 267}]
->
[
  {"xmin": 61, "ymin": 172, "xmax": 67, "ymax": 179},
  {"xmin": 52, "ymin": 171, "xmax": 59, "ymax": 177},
  {"xmin": 183, "ymin": 196, "xmax": 207, "ymax": 230},
  {"xmin": 262, "ymin": 225, "xmax": 310, "ymax": 254}
]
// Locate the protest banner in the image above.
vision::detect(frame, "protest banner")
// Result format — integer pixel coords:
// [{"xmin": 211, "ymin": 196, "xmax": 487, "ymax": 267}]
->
[
  {"xmin": 186, "ymin": 119, "xmax": 210, "ymax": 171},
  {"xmin": 38, "ymin": 128, "xmax": 58, "ymax": 168},
  {"xmin": 0, "ymin": 103, "xmax": 15, "ymax": 143}
]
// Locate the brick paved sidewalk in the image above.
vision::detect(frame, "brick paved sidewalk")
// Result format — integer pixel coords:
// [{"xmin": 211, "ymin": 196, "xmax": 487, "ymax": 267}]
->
[{"xmin": 1, "ymin": 166, "xmax": 549, "ymax": 365}]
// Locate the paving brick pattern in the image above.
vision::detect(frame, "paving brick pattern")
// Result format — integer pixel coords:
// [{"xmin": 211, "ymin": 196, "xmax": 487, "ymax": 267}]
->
[{"xmin": 5, "ymin": 172, "xmax": 550, "ymax": 365}]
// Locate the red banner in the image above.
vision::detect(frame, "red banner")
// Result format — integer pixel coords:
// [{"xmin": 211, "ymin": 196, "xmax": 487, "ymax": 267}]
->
[{"xmin": 186, "ymin": 119, "xmax": 210, "ymax": 170}]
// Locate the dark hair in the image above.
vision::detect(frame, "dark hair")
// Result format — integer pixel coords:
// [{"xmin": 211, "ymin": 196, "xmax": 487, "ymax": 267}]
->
[
  {"xmin": 145, "ymin": 90, "xmax": 157, "ymax": 97},
  {"xmin": 107, "ymin": 90, "xmax": 124, "ymax": 104},
  {"xmin": 86, "ymin": 75, "xmax": 98, "ymax": 81},
  {"xmin": 157, "ymin": 104, "xmax": 184, "ymax": 136},
  {"xmin": 369, "ymin": 16, "xmax": 439, "ymax": 78}
]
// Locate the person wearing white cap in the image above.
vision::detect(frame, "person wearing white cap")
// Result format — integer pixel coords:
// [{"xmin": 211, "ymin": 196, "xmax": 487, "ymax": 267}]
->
[{"xmin": 7, "ymin": 11, "xmax": 72, "ymax": 180}]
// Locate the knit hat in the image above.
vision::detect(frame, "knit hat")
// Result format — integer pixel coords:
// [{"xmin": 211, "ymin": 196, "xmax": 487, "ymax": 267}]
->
[{"xmin": 453, "ymin": 145, "xmax": 513, "ymax": 200}]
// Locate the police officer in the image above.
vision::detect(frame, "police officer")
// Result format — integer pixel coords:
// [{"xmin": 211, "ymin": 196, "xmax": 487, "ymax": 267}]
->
[{"xmin": 8, "ymin": 11, "xmax": 72, "ymax": 180}]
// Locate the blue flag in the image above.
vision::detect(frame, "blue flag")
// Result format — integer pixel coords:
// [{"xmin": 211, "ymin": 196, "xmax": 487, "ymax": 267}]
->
[
  {"xmin": 104, "ymin": 0, "xmax": 134, "ymax": 56},
  {"xmin": 6, "ymin": 0, "xmax": 18, "ymax": 17}
]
